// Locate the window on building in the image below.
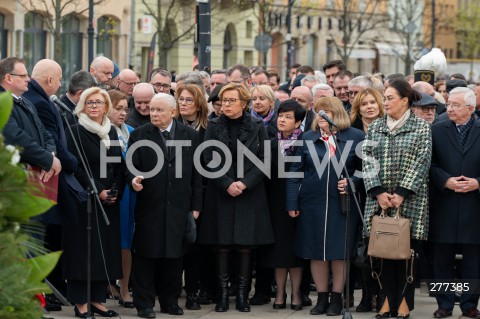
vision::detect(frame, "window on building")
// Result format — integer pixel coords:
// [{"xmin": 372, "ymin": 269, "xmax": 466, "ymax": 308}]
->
[
  {"xmin": 24, "ymin": 12, "xmax": 46, "ymax": 71},
  {"xmin": 61, "ymin": 16, "xmax": 82, "ymax": 89},
  {"xmin": 0, "ymin": 14, "xmax": 7, "ymax": 59},
  {"xmin": 97, "ymin": 16, "xmax": 119, "ymax": 60},
  {"xmin": 246, "ymin": 20, "xmax": 253, "ymax": 38}
]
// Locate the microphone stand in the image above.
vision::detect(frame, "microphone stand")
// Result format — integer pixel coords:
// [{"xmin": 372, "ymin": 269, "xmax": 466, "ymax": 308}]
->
[
  {"xmin": 60, "ymin": 108, "xmax": 111, "ymax": 319},
  {"xmin": 328, "ymin": 123, "xmax": 365, "ymax": 319}
]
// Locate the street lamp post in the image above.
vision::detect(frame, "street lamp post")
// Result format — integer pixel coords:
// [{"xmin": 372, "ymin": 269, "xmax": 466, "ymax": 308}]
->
[
  {"xmin": 197, "ymin": 0, "xmax": 211, "ymax": 72},
  {"xmin": 285, "ymin": 0, "xmax": 295, "ymax": 81},
  {"xmin": 87, "ymin": 0, "xmax": 94, "ymax": 67}
]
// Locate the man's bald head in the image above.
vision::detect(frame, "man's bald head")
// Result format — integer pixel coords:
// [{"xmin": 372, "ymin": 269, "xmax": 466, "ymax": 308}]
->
[
  {"xmin": 89, "ymin": 56, "xmax": 114, "ymax": 87},
  {"xmin": 290, "ymin": 86, "xmax": 313, "ymax": 111},
  {"xmin": 31, "ymin": 59, "xmax": 62, "ymax": 96},
  {"xmin": 412, "ymin": 81, "xmax": 435, "ymax": 98}
]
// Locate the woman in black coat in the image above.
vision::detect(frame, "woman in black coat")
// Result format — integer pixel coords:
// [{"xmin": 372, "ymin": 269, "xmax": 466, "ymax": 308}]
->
[
  {"xmin": 261, "ymin": 100, "xmax": 306, "ymax": 310},
  {"xmin": 65, "ymin": 87, "xmax": 125, "ymax": 318},
  {"xmin": 197, "ymin": 83, "xmax": 275, "ymax": 313}
]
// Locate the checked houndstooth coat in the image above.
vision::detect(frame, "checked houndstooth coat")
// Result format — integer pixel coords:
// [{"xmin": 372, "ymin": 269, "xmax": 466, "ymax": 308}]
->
[{"xmin": 362, "ymin": 113, "xmax": 432, "ymax": 240}]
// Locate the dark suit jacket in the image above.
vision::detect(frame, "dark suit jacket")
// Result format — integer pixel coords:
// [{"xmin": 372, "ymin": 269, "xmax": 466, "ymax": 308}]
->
[
  {"xmin": 126, "ymin": 119, "xmax": 202, "ymax": 258},
  {"xmin": 59, "ymin": 93, "xmax": 78, "ymax": 130},
  {"xmin": 24, "ymin": 80, "xmax": 84, "ymax": 224},
  {"xmin": 1, "ymin": 86, "xmax": 55, "ymax": 170},
  {"xmin": 303, "ymin": 109, "xmax": 315, "ymax": 132},
  {"xmin": 430, "ymin": 117, "xmax": 480, "ymax": 244}
]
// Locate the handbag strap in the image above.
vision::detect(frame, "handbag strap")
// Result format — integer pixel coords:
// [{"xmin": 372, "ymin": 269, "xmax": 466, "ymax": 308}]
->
[{"xmin": 371, "ymin": 249, "xmax": 415, "ymax": 294}]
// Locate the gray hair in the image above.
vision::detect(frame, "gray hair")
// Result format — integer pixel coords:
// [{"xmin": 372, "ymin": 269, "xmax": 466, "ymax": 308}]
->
[
  {"xmin": 198, "ymin": 70, "xmax": 210, "ymax": 81},
  {"xmin": 68, "ymin": 70, "xmax": 96, "ymax": 95},
  {"xmin": 150, "ymin": 68, "xmax": 172, "ymax": 81},
  {"xmin": 312, "ymin": 83, "xmax": 334, "ymax": 96},
  {"xmin": 348, "ymin": 76, "xmax": 373, "ymax": 89},
  {"xmin": 449, "ymin": 87, "xmax": 476, "ymax": 107},
  {"xmin": 176, "ymin": 71, "xmax": 204, "ymax": 90},
  {"xmin": 151, "ymin": 92, "xmax": 176, "ymax": 109},
  {"xmin": 301, "ymin": 74, "xmax": 322, "ymax": 86}
]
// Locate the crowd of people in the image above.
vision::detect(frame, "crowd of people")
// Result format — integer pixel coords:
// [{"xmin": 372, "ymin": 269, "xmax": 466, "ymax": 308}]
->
[{"xmin": 1, "ymin": 55, "xmax": 480, "ymax": 319}]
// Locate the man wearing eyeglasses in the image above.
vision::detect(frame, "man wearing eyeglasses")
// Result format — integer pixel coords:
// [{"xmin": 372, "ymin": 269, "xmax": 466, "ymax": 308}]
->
[
  {"xmin": 0, "ymin": 57, "xmax": 60, "ymax": 177},
  {"xmin": 430, "ymin": 87, "xmax": 480, "ymax": 319},
  {"xmin": 117, "ymin": 69, "xmax": 139, "ymax": 96},
  {"xmin": 150, "ymin": 68, "xmax": 172, "ymax": 94},
  {"xmin": 411, "ymin": 93, "xmax": 438, "ymax": 125}
]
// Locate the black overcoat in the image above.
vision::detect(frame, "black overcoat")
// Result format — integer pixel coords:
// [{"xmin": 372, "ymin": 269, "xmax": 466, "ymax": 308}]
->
[
  {"xmin": 64, "ymin": 124, "xmax": 125, "ymax": 281},
  {"xmin": 430, "ymin": 118, "xmax": 480, "ymax": 244},
  {"xmin": 126, "ymin": 120, "xmax": 203, "ymax": 258},
  {"xmin": 260, "ymin": 134, "xmax": 303, "ymax": 268},
  {"xmin": 197, "ymin": 113, "xmax": 275, "ymax": 246}
]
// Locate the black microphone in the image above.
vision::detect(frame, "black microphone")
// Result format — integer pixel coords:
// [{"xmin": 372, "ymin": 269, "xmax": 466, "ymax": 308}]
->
[
  {"xmin": 318, "ymin": 110, "xmax": 337, "ymax": 127},
  {"xmin": 49, "ymin": 95, "xmax": 73, "ymax": 114}
]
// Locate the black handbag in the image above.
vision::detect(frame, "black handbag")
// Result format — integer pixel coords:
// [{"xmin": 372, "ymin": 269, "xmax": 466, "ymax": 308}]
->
[
  {"xmin": 184, "ymin": 211, "xmax": 197, "ymax": 244},
  {"xmin": 353, "ymin": 236, "xmax": 369, "ymax": 269}
]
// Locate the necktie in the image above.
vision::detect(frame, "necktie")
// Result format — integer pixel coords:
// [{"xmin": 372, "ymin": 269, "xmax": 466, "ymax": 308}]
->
[
  {"xmin": 457, "ymin": 124, "xmax": 468, "ymax": 148},
  {"xmin": 162, "ymin": 130, "xmax": 170, "ymax": 140}
]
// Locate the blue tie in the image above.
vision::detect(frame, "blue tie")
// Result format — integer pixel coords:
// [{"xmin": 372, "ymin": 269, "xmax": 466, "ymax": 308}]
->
[{"xmin": 457, "ymin": 124, "xmax": 468, "ymax": 148}]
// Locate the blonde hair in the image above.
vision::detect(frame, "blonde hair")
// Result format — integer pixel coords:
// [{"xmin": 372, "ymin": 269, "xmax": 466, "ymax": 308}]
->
[
  {"xmin": 350, "ymin": 88, "xmax": 384, "ymax": 123},
  {"xmin": 219, "ymin": 83, "xmax": 251, "ymax": 108},
  {"xmin": 74, "ymin": 87, "xmax": 113, "ymax": 117},
  {"xmin": 250, "ymin": 85, "xmax": 275, "ymax": 103},
  {"xmin": 312, "ymin": 97, "xmax": 351, "ymax": 131}
]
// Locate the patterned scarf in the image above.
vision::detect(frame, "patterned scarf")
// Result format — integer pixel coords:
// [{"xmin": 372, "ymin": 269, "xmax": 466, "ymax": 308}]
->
[
  {"xmin": 278, "ymin": 128, "xmax": 302, "ymax": 156},
  {"xmin": 320, "ymin": 128, "xmax": 336, "ymax": 158},
  {"xmin": 251, "ymin": 108, "xmax": 275, "ymax": 126},
  {"xmin": 78, "ymin": 113, "xmax": 111, "ymax": 149},
  {"xmin": 114, "ymin": 123, "xmax": 130, "ymax": 153}
]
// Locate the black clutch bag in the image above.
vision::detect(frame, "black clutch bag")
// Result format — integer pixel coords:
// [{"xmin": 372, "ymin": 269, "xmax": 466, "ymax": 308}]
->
[{"xmin": 184, "ymin": 211, "xmax": 197, "ymax": 244}]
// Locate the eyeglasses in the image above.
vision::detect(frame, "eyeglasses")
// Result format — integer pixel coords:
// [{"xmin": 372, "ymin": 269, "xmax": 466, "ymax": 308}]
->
[
  {"xmin": 115, "ymin": 107, "xmax": 130, "ymax": 114},
  {"xmin": 222, "ymin": 98, "xmax": 241, "ymax": 105},
  {"xmin": 348, "ymin": 91, "xmax": 360, "ymax": 97},
  {"xmin": 152, "ymin": 82, "xmax": 171, "ymax": 89},
  {"xmin": 10, "ymin": 73, "xmax": 29, "ymax": 79},
  {"xmin": 86, "ymin": 100, "xmax": 105, "ymax": 108},
  {"xmin": 178, "ymin": 97, "xmax": 194, "ymax": 105},
  {"xmin": 446, "ymin": 103, "xmax": 469, "ymax": 110},
  {"xmin": 414, "ymin": 106, "xmax": 436, "ymax": 113},
  {"xmin": 120, "ymin": 80, "xmax": 139, "ymax": 86}
]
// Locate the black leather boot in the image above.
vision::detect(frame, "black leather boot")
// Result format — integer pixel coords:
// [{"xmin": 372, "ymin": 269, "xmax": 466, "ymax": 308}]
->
[
  {"xmin": 356, "ymin": 268, "xmax": 373, "ymax": 312},
  {"xmin": 326, "ymin": 292, "xmax": 343, "ymax": 316},
  {"xmin": 235, "ymin": 252, "xmax": 251, "ymax": 312},
  {"xmin": 215, "ymin": 252, "xmax": 230, "ymax": 312},
  {"xmin": 310, "ymin": 292, "xmax": 329, "ymax": 315}
]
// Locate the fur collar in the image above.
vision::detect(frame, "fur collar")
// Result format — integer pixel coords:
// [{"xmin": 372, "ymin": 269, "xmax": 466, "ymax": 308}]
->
[{"xmin": 211, "ymin": 112, "xmax": 259, "ymax": 145}]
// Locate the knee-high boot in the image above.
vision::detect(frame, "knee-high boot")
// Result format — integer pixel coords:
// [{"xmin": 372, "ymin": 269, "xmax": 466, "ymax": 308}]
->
[
  {"xmin": 215, "ymin": 251, "xmax": 229, "ymax": 312},
  {"xmin": 236, "ymin": 252, "xmax": 251, "ymax": 312}
]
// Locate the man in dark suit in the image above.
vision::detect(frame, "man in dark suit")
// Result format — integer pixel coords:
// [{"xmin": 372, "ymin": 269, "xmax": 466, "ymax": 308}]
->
[
  {"xmin": 23, "ymin": 59, "xmax": 86, "ymax": 302},
  {"xmin": 127, "ymin": 93, "xmax": 202, "ymax": 318},
  {"xmin": 290, "ymin": 86, "xmax": 315, "ymax": 133},
  {"xmin": 0, "ymin": 57, "xmax": 61, "ymax": 182},
  {"xmin": 59, "ymin": 70, "xmax": 96, "ymax": 129},
  {"xmin": 430, "ymin": 87, "xmax": 480, "ymax": 319}
]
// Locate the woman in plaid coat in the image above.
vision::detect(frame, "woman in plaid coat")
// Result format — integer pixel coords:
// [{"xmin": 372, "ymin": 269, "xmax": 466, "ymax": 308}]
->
[{"xmin": 362, "ymin": 79, "xmax": 431, "ymax": 319}]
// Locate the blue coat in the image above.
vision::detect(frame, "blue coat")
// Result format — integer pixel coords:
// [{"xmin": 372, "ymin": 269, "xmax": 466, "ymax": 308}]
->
[{"xmin": 286, "ymin": 127, "xmax": 364, "ymax": 260}]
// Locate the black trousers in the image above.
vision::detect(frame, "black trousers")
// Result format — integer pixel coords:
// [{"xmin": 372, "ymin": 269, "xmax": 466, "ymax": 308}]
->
[
  {"xmin": 432, "ymin": 243, "xmax": 480, "ymax": 311},
  {"xmin": 377, "ymin": 239, "xmax": 419, "ymax": 312},
  {"xmin": 132, "ymin": 254, "xmax": 183, "ymax": 310},
  {"xmin": 67, "ymin": 280, "xmax": 107, "ymax": 304}
]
